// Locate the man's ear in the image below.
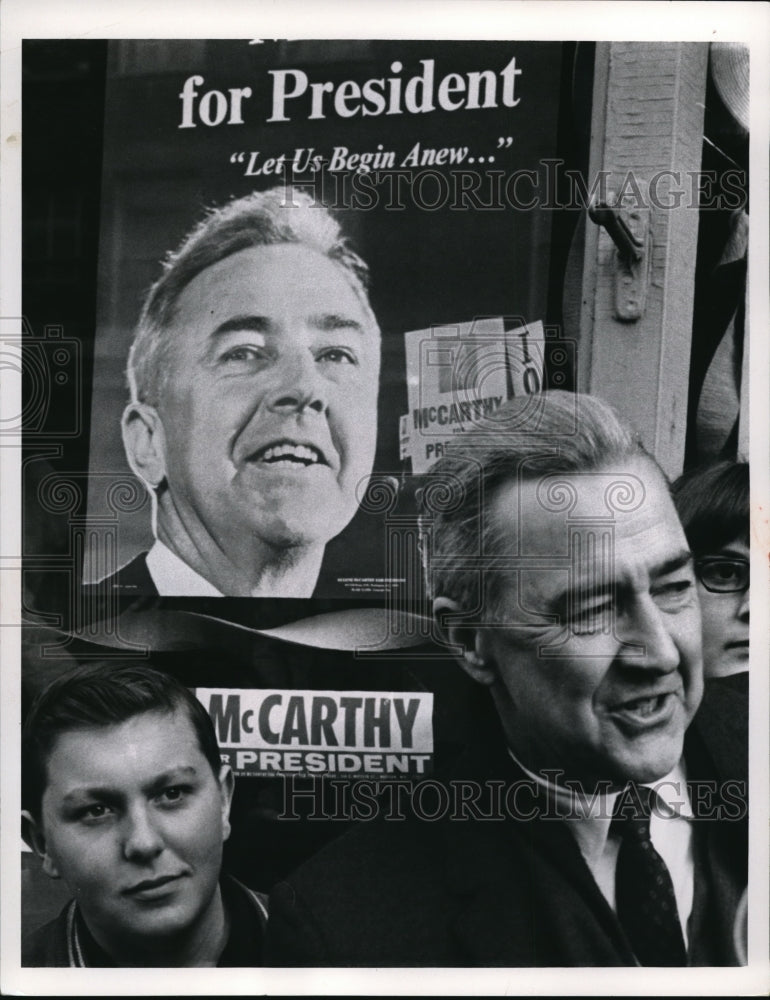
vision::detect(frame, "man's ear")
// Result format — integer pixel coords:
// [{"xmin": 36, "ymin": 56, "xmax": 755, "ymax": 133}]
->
[
  {"xmin": 218, "ymin": 765, "xmax": 235, "ymax": 843},
  {"xmin": 432, "ymin": 597, "xmax": 497, "ymax": 686},
  {"xmin": 21, "ymin": 810, "xmax": 60, "ymax": 879},
  {"xmin": 121, "ymin": 402, "xmax": 167, "ymax": 489}
]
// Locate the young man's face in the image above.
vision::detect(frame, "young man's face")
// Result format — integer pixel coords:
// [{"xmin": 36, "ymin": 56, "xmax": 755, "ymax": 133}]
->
[
  {"xmin": 32, "ymin": 708, "xmax": 233, "ymax": 955},
  {"xmin": 696, "ymin": 537, "xmax": 750, "ymax": 678},
  {"xmin": 473, "ymin": 459, "xmax": 704, "ymax": 788},
  {"xmin": 145, "ymin": 243, "xmax": 381, "ymax": 557}
]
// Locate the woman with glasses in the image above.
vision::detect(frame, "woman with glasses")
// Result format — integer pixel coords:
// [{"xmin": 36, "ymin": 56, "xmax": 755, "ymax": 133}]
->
[{"xmin": 672, "ymin": 461, "xmax": 750, "ymax": 679}]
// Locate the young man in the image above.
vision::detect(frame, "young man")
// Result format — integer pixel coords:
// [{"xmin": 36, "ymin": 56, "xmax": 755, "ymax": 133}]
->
[
  {"xmin": 673, "ymin": 460, "xmax": 750, "ymax": 792},
  {"xmin": 673, "ymin": 461, "xmax": 750, "ymax": 680},
  {"xmin": 21, "ymin": 662, "xmax": 267, "ymax": 966}
]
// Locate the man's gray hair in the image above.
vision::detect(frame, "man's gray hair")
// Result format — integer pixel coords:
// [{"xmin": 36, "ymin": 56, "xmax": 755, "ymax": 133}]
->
[
  {"xmin": 419, "ymin": 390, "xmax": 651, "ymax": 613},
  {"xmin": 127, "ymin": 186, "xmax": 379, "ymax": 405}
]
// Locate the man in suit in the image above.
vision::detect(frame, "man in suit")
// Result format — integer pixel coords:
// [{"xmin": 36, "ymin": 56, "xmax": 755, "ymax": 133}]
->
[
  {"xmin": 95, "ymin": 185, "xmax": 381, "ymax": 597},
  {"xmin": 21, "ymin": 662, "xmax": 268, "ymax": 966},
  {"xmin": 266, "ymin": 390, "xmax": 747, "ymax": 966}
]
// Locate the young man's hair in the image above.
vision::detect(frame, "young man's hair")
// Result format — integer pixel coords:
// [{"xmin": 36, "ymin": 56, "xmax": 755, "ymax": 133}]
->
[
  {"xmin": 22, "ymin": 662, "xmax": 222, "ymax": 820},
  {"xmin": 128, "ymin": 185, "xmax": 379, "ymax": 407},
  {"xmin": 419, "ymin": 390, "xmax": 651, "ymax": 615},
  {"xmin": 672, "ymin": 460, "xmax": 749, "ymax": 555}
]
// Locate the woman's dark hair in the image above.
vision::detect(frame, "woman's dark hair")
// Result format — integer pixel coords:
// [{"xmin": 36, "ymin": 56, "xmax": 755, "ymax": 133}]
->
[{"xmin": 671, "ymin": 460, "xmax": 749, "ymax": 555}]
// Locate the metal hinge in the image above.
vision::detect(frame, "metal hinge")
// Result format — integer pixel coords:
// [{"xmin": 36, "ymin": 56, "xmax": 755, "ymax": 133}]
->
[{"xmin": 589, "ymin": 199, "xmax": 652, "ymax": 322}]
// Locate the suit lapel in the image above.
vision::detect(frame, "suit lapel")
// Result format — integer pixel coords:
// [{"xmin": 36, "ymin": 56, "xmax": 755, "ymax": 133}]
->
[
  {"xmin": 443, "ymin": 817, "xmax": 540, "ymax": 965},
  {"xmin": 437, "ymin": 697, "xmax": 747, "ymax": 967},
  {"xmin": 439, "ymin": 755, "xmax": 635, "ymax": 966}
]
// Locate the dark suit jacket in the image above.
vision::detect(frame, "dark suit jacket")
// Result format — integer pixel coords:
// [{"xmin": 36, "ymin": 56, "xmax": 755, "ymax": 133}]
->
[
  {"xmin": 87, "ymin": 553, "xmax": 158, "ymax": 596},
  {"xmin": 266, "ymin": 700, "xmax": 747, "ymax": 967},
  {"xmin": 691, "ymin": 672, "xmax": 748, "ymax": 789}
]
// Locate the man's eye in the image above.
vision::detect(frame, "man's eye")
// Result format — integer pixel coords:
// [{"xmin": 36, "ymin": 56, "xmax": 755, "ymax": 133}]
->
[
  {"xmin": 220, "ymin": 345, "xmax": 266, "ymax": 363},
  {"xmin": 652, "ymin": 578, "xmax": 693, "ymax": 608},
  {"xmin": 78, "ymin": 803, "xmax": 113, "ymax": 822},
  {"xmin": 157, "ymin": 786, "xmax": 189, "ymax": 806},
  {"xmin": 570, "ymin": 602, "xmax": 613, "ymax": 635},
  {"xmin": 317, "ymin": 347, "xmax": 356, "ymax": 365}
]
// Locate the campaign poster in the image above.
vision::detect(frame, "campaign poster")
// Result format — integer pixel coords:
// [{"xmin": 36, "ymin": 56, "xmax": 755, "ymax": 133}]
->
[{"xmin": 75, "ymin": 39, "xmax": 565, "ymax": 601}]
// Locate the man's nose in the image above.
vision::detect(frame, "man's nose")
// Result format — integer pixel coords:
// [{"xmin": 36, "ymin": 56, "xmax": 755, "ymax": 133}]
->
[
  {"xmin": 617, "ymin": 597, "xmax": 681, "ymax": 672},
  {"xmin": 122, "ymin": 804, "xmax": 164, "ymax": 862},
  {"xmin": 265, "ymin": 350, "xmax": 327, "ymax": 415}
]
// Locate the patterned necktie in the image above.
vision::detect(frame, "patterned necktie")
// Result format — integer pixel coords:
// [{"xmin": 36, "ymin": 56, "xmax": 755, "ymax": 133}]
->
[{"xmin": 612, "ymin": 783, "xmax": 687, "ymax": 966}]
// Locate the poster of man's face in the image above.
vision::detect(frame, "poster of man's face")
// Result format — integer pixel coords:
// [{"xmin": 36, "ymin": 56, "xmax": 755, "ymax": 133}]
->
[
  {"xmin": 120, "ymin": 225, "xmax": 382, "ymax": 597},
  {"xmin": 80, "ymin": 38, "xmax": 564, "ymax": 600}
]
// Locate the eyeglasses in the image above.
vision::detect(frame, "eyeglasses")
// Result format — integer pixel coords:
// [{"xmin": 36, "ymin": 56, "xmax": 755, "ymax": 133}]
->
[{"xmin": 695, "ymin": 557, "xmax": 749, "ymax": 594}]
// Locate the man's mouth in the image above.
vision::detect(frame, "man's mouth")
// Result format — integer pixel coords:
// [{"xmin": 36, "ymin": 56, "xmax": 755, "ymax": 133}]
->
[
  {"xmin": 607, "ymin": 691, "xmax": 678, "ymax": 727},
  {"xmin": 249, "ymin": 440, "xmax": 327, "ymax": 468},
  {"xmin": 617, "ymin": 694, "xmax": 668, "ymax": 716}
]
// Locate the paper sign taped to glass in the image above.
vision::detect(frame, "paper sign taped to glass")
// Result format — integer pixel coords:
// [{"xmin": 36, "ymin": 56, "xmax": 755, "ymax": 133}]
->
[
  {"xmin": 196, "ymin": 687, "xmax": 434, "ymax": 777},
  {"xmin": 401, "ymin": 318, "xmax": 545, "ymax": 472}
]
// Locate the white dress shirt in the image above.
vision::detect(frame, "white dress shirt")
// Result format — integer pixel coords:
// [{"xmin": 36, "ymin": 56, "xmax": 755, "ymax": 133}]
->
[
  {"xmin": 508, "ymin": 749, "xmax": 694, "ymax": 946},
  {"xmin": 145, "ymin": 540, "xmax": 224, "ymax": 597}
]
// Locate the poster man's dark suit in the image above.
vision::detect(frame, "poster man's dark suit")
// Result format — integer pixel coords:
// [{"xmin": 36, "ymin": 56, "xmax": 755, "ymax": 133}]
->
[
  {"xmin": 86, "ymin": 553, "xmax": 158, "ymax": 595},
  {"xmin": 85, "ymin": 552, "xmax": 333, "ymax": 597},
  {"xmin": 266, "ymin": 683, "xmax": 747, "ymax": 967}
]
